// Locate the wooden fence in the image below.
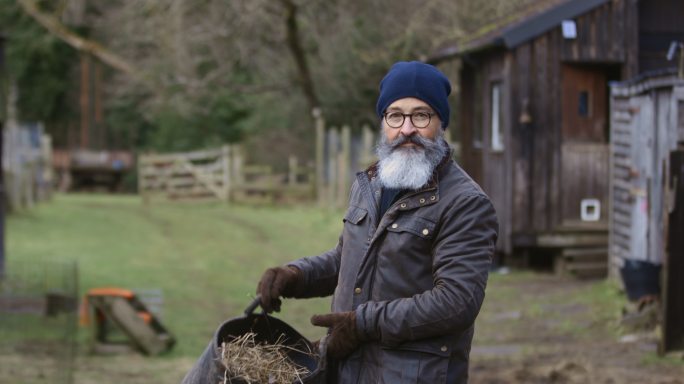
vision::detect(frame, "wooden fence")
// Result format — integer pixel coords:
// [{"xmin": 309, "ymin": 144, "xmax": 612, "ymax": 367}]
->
[
  {"xmin": 140, "ymin": 115, "xmax": 455, "ymax": 207},
  {"xmin": 313, "ymin": 112, "xmax": 454, "ymax": 208},
  {"xmin": 2, "ymin": 121, "xmax": 53, "ymax": 211},
  {"xmin": 315, "ymin": 115, "xmax": 377, "ymax": 208},
  {"xmin": 138, "ymin": 145, "xmax": 314, "ymax": 203}
]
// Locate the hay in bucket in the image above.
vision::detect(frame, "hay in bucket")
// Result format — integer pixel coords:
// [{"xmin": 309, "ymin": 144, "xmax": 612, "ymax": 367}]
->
[{"xmin": 219, "ymin": 332, "xmax": 313, "ymax": 384}]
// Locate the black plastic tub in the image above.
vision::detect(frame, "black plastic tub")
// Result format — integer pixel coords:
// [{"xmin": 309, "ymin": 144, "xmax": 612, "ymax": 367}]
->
[
  {"xmin": 216, "ymin": 297, "xmax": 326, "ymax": 384},
  {"xmin": 619, "ymin": 259, "xmax": 661, "ymax": 301},
  {"xmin": 181, "ymin": 297, "xmax": 326, "ymax": 384}
]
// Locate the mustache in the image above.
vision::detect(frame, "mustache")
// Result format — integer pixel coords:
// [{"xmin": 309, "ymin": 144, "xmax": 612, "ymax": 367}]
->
[{"xmin": 388, "ymin": 134, "xmax": 430, "ymax": 149}]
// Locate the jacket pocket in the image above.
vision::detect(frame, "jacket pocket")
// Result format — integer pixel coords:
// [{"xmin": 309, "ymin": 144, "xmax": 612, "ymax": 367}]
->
[
  {"xmin": 381, "ymin": 335, "xmax": 467, "ymax": 384},
  {"xmin": 343, "ymin": 205, "xmax": 367, "ymax": 225},
  {"xmin": 378, "ymin": 342, "xmax": 450, "ymax": 384},
  {"xmin": 386, "ymin": 215, "xmax": 436, "ymax": 240}
]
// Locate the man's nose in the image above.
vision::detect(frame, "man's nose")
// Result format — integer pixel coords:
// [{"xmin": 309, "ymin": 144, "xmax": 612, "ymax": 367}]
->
[{"xmin": 399, "ymin": 118, "xmax": 418, "ymax": 136}]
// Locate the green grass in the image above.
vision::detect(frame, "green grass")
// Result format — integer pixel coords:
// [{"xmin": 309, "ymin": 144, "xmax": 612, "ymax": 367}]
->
[{"xmin": 6, "ymin": 194, "xmax": 343, "ymax": 356}]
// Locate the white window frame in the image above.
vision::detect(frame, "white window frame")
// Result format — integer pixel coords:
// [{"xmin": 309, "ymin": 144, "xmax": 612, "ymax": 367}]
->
[{"xmin": 491, "ymin": 82, "xmax": 504, "ymax": 152}]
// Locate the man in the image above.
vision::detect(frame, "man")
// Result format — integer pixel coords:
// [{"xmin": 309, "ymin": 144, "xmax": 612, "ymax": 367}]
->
[{"xmin": 258, "ymin": 61, "xmax": 498, "ymax": 383}]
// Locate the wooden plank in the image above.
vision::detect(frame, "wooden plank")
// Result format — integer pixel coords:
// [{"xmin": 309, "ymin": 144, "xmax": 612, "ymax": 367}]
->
[
  {"xmin": 612, "ymin": 143, "xmax": 631, "ymax": 157},
  {"xmin": 533, "ymin": 35, "xmax": 550, "ymax": 231},
  {"xmin": 140, "ymin": 149, "xmax": 223, "ymax": 164},
  {"xmin": 549, "ymin": 29, "xmax": 562, "ymax": 230},
  {"xmin": 512, "ymin": 43, "xmax": 532, "ymax": 233},
  {"xmin": 90, "ymin": 297, "xmax": 168, "ymax": 355},
  {"xmin": 537, "ymin": 233, "xmax": 608, "ymax": 248},
  {"xmin": 338, "ymin": 125, "xmax": 351, "ymax": 208}
]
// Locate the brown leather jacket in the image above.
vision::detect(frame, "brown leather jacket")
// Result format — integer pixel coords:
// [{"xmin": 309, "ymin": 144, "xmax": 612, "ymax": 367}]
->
[{"xmin": 290, "ymin": 153, "xmax": 498, "ymax": 383}]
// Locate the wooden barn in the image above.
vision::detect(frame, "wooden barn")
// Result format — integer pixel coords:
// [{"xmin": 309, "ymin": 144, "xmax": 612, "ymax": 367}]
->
[
  {"xmin": 429, "ymin": 0, "xmax": 684, "ymax": 276},
  {"xmin": 609, "ymin": 73, "xmax": 684, "ymax": 353}
]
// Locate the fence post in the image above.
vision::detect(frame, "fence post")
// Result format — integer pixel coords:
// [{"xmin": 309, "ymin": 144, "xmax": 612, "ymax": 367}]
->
[
  {"xmin": 138, "ymin": 153, "xmax": 149, "ymax": 205},
  {"xmin": 221, "ymin": 145, "xmax": 231, "ymax": 202},
  {"xmin": 233, "ymin": 146, "xmax": 244, "ymax": 201},
  {"xmin": 338, "ymin": 125, "xmax": 351, "ymax": 207},
  {"xmin": 288, "ymin": 155, "xmax": 298, "ymax": 185},
  {"xmin": 361, "ymin": 124, "xmax": 375, "ymax": 168},
  {"xmin": 40, "ymin": 133, "xmax": 53, "ymax": 201},
  {"xmin": 327, "ymin": 127, "xmax": 339, "ymax": 207},
  {"xmin": 314, "ymin": 108, "xmax": 325, "ymax": 205}
]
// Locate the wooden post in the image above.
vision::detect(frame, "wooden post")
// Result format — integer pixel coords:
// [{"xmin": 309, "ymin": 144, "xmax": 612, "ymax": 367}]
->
[
  {"xmin": 233, "ymin": 146, "xmax": 244, "ymax": 200},
  {"xmin": 288, "ymin": 155, "xmax": 298, "ymax": 185},
  {"xmin": 338, "ymin": 125, "xmax": 351, "ymax": 207},
  {"xmin": 221, "ymin": 145, "xmax": 231, "ymax": 202},
  {"xmin": 80, "ymin": 54, "xmax": 90, "ymax": 149},
  {"xmin": 138, "ymin": 153, "xmax": 149, "ymax": 205},
  {"xmin": 327, "ymin": 127, "xmax": 338, "ymax": 207},
  {"xmin": 361, "ymin": 124, "xmax": 375, "ymax": 168},
  {"xmin": 314, "ymin": 108, "xmax": 325, "ymax": 205},
  {"xmin": 40, "ymin": 133, "xmax": 53, "ymax": 201}
]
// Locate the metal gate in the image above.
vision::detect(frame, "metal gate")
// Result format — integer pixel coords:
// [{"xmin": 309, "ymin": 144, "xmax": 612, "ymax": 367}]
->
[{"xmin": 0, "ymin": 259, "xmax": 79, "ymax": 384}]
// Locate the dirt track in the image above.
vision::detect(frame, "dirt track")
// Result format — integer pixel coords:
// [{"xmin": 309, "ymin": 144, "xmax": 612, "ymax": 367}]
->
[{"xmin": 469, "ymin": 272, "xmax": 684, "ymax": 384}]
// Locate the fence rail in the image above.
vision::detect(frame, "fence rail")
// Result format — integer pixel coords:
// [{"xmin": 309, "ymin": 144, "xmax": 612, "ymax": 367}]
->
[{"xmin": 138, "ymin": 145, "xmax": 314, "ymax": 203}]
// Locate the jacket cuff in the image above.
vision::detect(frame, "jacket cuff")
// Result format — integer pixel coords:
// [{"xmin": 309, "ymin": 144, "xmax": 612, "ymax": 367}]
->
[
  {"xmin": 355, "ymin": 304, "xmax": 380, "ymax": 342},
  {"xmin": 284, "ymin": 264, "xmax": 307, "ymax": 298}
]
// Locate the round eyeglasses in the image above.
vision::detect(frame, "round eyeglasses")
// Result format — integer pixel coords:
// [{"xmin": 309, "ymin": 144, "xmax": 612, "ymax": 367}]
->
[{"xmin": 383, "ymin": 111, "xmax": 435, "ymax": 129}]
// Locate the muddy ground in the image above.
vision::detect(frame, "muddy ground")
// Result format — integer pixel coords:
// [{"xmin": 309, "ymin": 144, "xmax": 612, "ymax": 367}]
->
[
  {"xmin": 2, "ymin": 271, "xmax": 682, "ymax": 383},
  {"xmin": 469, "ymin": 272, "xmax": 683, "ymax": 384}
]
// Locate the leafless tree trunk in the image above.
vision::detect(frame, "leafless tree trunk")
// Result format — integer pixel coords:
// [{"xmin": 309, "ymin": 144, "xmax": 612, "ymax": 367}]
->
[{"xmin": 279, "ymin": 0, "xmax": 320, "ymax": 113}]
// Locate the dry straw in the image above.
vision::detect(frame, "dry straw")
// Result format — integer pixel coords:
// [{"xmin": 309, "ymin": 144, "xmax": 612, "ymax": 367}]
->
[{"xmin": 219, "ymin": 332, "xmax": 313, "ymax": 384}]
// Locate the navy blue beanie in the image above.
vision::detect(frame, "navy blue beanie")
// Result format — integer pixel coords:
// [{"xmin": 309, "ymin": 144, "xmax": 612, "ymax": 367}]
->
[{"xmin": 376, "ymin": 61, "xmax": 452, "ymax": 128}]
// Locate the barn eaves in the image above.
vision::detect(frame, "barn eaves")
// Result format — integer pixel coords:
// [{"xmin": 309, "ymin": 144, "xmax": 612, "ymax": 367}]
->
[{"xmin": 428, "ymin": 0, "xmax": 610, "ymax": 63}]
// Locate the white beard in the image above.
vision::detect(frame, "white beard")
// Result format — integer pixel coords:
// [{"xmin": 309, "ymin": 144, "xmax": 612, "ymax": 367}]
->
[{"xmin": 376, "ymin": 132, "xmax": 447, "ymax": 190}]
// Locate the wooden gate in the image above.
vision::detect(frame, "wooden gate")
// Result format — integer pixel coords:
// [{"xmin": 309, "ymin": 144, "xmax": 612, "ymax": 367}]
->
[
  {"xmin": 138, "ymin": 146, "xmax": 314, "ymax": 203},
  {"xmin": 139, "ymin": 146, "xmax": 232, "ymax": 201}
]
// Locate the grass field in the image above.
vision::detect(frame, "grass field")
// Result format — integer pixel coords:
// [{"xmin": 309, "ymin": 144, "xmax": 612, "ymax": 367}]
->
[
  {"xmin": 6, "ymin": 193, "xmax": 341, "ymax": 357},
  {"xmin": 5, "ymin": 194, "xmax": 683, "ymax": 383}
]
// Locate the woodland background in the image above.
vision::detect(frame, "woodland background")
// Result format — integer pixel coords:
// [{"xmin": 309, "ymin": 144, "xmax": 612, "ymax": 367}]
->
[{"xmin": 1, "ymin": 0, "xmax": 542, "ymax": 170}]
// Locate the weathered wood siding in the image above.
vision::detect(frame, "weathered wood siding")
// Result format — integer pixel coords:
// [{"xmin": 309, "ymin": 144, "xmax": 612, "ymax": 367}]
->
[
  {"xmin": 460, "ymin": 51, "xmax": 512, "ymax": 252},
  {"xmin": 561, "ymin": 143, "xmax": 610, "ymax": 222},
  {"xmin": 609, "ymin": 76, "xmax": 684, "ymax": 276},
  {"xmin": 456, "ymin": 0, "xmax": 684, "ymax": 254},
  {"xmin": 507, "ymin": 0, "xmax": 637, "ymax": 236}
]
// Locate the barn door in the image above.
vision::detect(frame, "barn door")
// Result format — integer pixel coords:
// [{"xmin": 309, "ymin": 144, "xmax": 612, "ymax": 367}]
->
[{"xmin": 560, "ymin": 64, "xmax": 610, "ymax": 224}]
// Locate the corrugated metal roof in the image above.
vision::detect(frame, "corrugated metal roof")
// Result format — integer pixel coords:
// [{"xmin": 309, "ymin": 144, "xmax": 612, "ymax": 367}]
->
[{"xmin": 428, "ymin": 0, "xmax": 609, "ymax": 62}]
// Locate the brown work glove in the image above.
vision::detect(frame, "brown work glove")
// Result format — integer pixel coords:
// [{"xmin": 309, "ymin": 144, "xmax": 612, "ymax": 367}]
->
[
  {"xmin": 311, "ymin": 311, "xmax": 359, "ymax": 359},
  {"xmin": 256, "ymin": 266, "xmax": 303, "ymax": 313}
]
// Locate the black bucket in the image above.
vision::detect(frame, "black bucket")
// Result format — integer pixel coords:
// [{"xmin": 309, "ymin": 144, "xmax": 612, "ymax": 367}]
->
[
  {"xmin": 214, "ymin": 297, "xmax": 326, "ymax": 384},
  {"xmin": 619, "ymin": 259, "xmax": 661, "ymax": 301}
]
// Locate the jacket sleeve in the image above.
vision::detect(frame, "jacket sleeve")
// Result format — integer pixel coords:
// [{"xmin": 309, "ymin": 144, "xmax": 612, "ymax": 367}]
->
[
  {"xmin": 288, "ymin": 235, "xmax": 343, "ymax": 298},
  {"xmin": 355, "ymin": 194, "xmax": 498, "ymax": 346}
]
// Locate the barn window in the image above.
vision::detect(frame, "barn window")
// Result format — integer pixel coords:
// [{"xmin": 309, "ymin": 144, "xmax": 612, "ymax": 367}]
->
[
  {"xmin": 578, "ymin": 90, "xmax": 590, "ymax": 117},
  {"xmin": 491, "ymin": 82, "xmax": 504, "ymax": 151},
  {"xmin": 473, "ymin": 72, "xmax": 483, "ymax": 148}
]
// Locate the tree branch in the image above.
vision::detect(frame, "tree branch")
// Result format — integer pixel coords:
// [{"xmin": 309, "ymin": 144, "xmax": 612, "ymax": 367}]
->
[
  {"xmin": 279, "ymin": 0, "xmax": 320, "ymax": 112},
  {"xmin": 17, "ymin": 0, "xmax": 142, "ymax": 81}
]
